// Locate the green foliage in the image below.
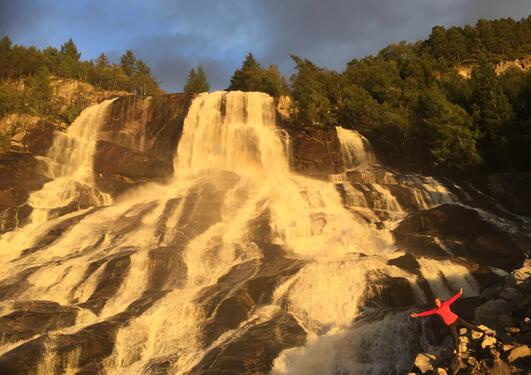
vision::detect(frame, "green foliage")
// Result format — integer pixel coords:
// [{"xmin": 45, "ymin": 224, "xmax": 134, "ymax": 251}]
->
[
  {"xmin": 183, "ymin": 66, "xmax": 210, "ymax": 94},
  {"xmin": 416, "ymin": 87, "xmax": 480, "ymax": 169},
  {"xmin": 228, "ymin": 53, "xmax": 288, "ymax": 97},
  {"xmin": 60, "ymin": 39, "xmax": 81, "ymax": 61},
  {"xmin": 290, "ymin": 55, "xmax": 335, "ymax": 127},
  {"xmin": 0, "ymin": 36, "xmax": 160, "ymax": 95},
  {"xmin": 27, "ymin": 67, "xmax": 53, "ymax": 116},
  {"xmin": 423, "ymin": 16, "xmax": 531, "ymax": 64},
  {"xmin": 469, "ymin": 57, "xmax": 514, "ymax": 169},
  {"xmin": 120, "ymin": 50, "xmax": 136, "ymax": 77},
  {"xmin": 287, "ymin": 16, "xmax": 531, "ymax": 173}
]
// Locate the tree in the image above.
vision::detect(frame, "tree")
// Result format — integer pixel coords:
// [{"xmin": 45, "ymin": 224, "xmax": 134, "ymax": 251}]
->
[
  {"xmin": 337, "ymin": 84, "xmax": 380, "ymax": 131},
  {"xmin": 228, "ymin": 53, "xmax": 262, "ymax": 91},
  {"xmin": 95, "ymin": 53, "xmax": 110, "ymax": 67},
  {"xmin": 120, "ymin": 50, "xmax": 136, "ymax": 76},
  {"xmin": 60, "ymin": 39, "xmax": 81, "ymax": 61},
  {"xmin": 470, "ymin": 56, "xmax": 514, "ymax": 169},
  {"xmin": 131, "ymin": 59, "xmax": 160, "ymax": 96},
  {"xmin": 228, "ymin": 53, "xmax": 288, "ymax": 97},
  {"xmin": 183, "ymin": 66, "xmax": 210, "ymax": 94},
  {"xmin": 28, "ymin": 67, "xmax": 52, "ymax": 115},
  {"xmin": 290, "ymin": 55, "xmax": 335, "ymax": 127},
  {"xmin": 416, "ymin": 87, "xmax": 480, "ymax": 169}
]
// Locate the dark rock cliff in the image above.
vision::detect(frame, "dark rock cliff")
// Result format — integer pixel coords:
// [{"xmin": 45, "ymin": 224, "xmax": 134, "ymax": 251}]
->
[{"xmin": 94, "ymin": 93, "xmax": 193, "ymax": 194}]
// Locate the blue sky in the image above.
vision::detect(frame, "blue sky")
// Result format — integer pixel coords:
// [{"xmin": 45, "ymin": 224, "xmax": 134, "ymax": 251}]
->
[{"xmin": 1, "ymin": 0, "xmax": 530, "ymax": 91}]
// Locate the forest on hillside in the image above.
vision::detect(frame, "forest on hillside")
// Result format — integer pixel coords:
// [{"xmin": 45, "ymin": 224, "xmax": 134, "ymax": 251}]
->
[{"xmin": 0, "ymin": 37, "xmax": 161, "ymax": 120}]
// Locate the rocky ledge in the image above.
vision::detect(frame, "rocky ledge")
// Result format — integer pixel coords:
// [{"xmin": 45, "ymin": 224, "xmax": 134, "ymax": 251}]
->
[{"xmin": 408, "ymin": 259, "xmax": 531, "ymax": 374}]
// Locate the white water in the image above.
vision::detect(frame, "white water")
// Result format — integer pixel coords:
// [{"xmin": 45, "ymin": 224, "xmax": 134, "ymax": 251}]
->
[
  {"xmin": 336, "ymin": 126, "xmax": 376, "ymax": 169},
  {"xmin": 27, "ymin": 100, "xmax": 114, "ymax": 225},
  {"xmin": 0, "ymin": 92, "xmax": 483, "ymax": 374}
]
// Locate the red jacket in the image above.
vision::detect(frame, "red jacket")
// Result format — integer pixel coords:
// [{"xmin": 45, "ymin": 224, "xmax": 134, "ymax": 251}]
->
[{"xmin": 416, "ymin": 291, "xmax": 462, "ymax": 326}]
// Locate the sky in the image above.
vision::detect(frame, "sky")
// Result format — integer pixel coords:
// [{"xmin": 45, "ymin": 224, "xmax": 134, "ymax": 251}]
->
[{"xmin": 1, "ymin": 0, "xmax": 530, "ymax": 92}]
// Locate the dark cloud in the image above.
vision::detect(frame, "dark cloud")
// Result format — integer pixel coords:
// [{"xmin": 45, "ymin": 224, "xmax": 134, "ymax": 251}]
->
[{"xmin": 1, "ymin": 0, "xmax": 529, "ymax": 91}]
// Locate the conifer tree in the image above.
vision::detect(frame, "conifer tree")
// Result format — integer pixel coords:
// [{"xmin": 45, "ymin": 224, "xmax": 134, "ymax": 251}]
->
[{"xmin": 184, "ymin": 66, "xmax": 210, "ymax": 94}]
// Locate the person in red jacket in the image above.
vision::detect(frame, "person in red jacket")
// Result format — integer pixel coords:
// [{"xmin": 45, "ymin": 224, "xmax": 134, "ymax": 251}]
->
[{"xmin": 409, "ymin": 288, "xmax": 494, "ymax": 356}]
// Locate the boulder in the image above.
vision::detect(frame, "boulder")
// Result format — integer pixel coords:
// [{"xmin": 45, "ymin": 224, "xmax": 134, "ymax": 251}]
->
[
  {"xmin": 412, "ymin": 353, "xmax": 436, "ymax": 374},
  {"xmin": 507, "ymin": 344, "xmax": 530, "ymax": 362},
  {"xmin": 394, "ymin": 204, "xmax": 528, "ymax": 270},
  {"xmin": 475, "ymin": 300, "xmax": 510, "ymax": 327},
  {"xmin": 387, "ymin": 252, "xmax": 421, "ymax": 274},
  {"xmin": 481, "ymin": 335, "xmax": 497, "ymax": 349},
  {"xmin": 505, "ymin": 260, "xmax": 531, "ymax": 292}
]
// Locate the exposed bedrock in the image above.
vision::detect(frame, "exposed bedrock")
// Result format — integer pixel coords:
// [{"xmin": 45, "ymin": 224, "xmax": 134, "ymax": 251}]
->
[
  {"xmin": 188, "ymin": 312, "xmax": 306, "ymax": 375},
  {"xmin": 94, "ymin": 93, "xmax": 193, "ymax": 195},
  {"xmin": 0, "ymin": 152, "xmax": 51, "ymax": 233},
  {"xmin": 394, "ymin": 203, "xmax": 530, "ymax": 271},
  {"xmin": 282, "ymin": 124, "xmax": 344, "ymax": 179}
]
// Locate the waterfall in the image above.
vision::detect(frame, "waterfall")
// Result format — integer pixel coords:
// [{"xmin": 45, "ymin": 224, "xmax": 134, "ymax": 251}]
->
[
  {"xmin": 27, "ymin": 100, "xmax": 114, "ymax": 225},
  {"xmin": 0, "ymin": 92, "xmax": 486, "ymax": 375},
  {"xmin": 336, "ymin": 126, "xmax": 376, "ymax": 169}
]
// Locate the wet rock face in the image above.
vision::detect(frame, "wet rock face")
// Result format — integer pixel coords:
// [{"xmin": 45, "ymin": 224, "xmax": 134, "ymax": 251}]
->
[
  {"xmin": 0, "ymin": 152, "xmax": 50, "ymax": 233},
  {"xmin": 393, "ymin": 204, "xmax": 529, "ymax": 270},
  {"xmin": 94, "ymin": 94, "xmax": 193, "ymax": 195},
  {"xmin": 93, "ymin": 140, "xmax": 174, "ymax": 193},
  {"xmin": 282, "ymin": 125, "xmax": 344, "ymax": 178},
  {"xmin": 0, "ymin": 301, "xmax": 78, "ymax": 345},
  {"xmin": 188, "ymin": 312, "xmax": 306, "ymax": 375}
]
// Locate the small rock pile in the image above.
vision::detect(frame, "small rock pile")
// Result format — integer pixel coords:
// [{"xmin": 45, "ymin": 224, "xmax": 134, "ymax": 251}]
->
[{"xmin": 408, "ymin": 259, "xmax": 531, "ymax": 374}]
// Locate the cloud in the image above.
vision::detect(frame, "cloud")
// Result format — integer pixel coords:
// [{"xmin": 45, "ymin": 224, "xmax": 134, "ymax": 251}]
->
[{"xmin": 1, "ymin": 0, "xmax": 529, "ymax": 91}]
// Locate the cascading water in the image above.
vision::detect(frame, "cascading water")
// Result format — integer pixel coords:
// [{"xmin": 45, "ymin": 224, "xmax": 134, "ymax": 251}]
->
[
  {"xmin": 0, "ymin": 92, "xmax": 492, "ymax": 375},
  {"xmin": 27, "ymin": 100, "xmax": 114, "ymax": 225}
]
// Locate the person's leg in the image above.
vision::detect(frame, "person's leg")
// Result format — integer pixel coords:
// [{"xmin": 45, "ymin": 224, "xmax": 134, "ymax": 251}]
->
[
  {"xmin": 456, "ymin": 317, "xmax": 485, "ymax": 333},
  {"xmin": 448, "ymin": 323, "xmax": 459, "ymax": 354}
]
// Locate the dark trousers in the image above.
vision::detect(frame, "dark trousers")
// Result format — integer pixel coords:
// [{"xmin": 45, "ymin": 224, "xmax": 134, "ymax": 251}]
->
[{"xmin": 448, "ymin": 317, "xmax": 484, "ymax": 352}]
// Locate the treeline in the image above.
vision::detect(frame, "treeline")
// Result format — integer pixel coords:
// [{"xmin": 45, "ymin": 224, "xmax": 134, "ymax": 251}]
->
[
  {"xmin": 423, "ymin": 17, "xmax": 531, "ymax": 64},
  {"xmin": 0, "ymin": 36, "xmax": 161, "ymax": 121},
  {"xmin": 229, "ymin": 16, "xmax": 530, "ymax": 174}
]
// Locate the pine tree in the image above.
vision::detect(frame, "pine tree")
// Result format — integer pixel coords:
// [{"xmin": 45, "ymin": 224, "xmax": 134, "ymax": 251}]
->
[
  {"xmin": 95, "ymin": 53, "xmax": 109, "ymax": 67},
  {"xmin": 60, "ymin": 39, "xmax": 81, "ymax": 60},
  {"xmin": 183, "ymin": 66, "xmax": 210, "ymax": 94},
  {"xmin": 228, "ymin": 53, "xmax": 262, "ymax": 92},
  {"xmin": 120, "ymin": 50, "xmax": 136, "ymax": 76},
  {"xmin": 228, "ymin": 53, "xmax": 287, "ymax": 96}
]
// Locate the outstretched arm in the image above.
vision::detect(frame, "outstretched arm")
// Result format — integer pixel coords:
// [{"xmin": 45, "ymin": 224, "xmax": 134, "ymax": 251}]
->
[
  {"xmin": 447, "ymin": 288, "xmax": 463, "ymax": 305},
  {"xmin": 410, "ymin": 308, "xmax": 437, "ymax": 318}
]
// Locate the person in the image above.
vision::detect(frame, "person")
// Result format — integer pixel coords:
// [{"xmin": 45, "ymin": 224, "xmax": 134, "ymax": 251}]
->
[{"xmin": 409, "ymin": 288, "xmax": 494, "ymax": 357}]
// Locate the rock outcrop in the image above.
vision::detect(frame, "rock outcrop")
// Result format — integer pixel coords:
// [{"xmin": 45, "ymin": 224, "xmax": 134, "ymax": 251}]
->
[
  {"xmin": 0, "ymin": 113, "xmax": 59, "ymax": 155},
  {"xmin": 0, "ymin": 152, "xmax": 50, "ymax": 232},
  {"xmin": 282, "ymin": 124, "xmax": 344, "ymax": 178},
  {"xmin": 94, "ymin": 93, "xmax": 193, "ymax": 194},
  {"xmin": 408, "ymin": 259, "xmax": 531, "ymax": 374},
  {"xmin": 394, "ymin": 204, "xmax": 529, "ymax": 271}
]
